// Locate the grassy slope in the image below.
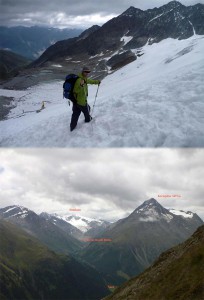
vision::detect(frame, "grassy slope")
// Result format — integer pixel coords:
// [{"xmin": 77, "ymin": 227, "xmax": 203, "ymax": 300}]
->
[
  {"xmin": 0, "ymin": 220, "xmax": 109, "ymax": 300},
  {"xmin": 80, "ymin": 215, "xmax": 202, "ymax": 285},
  {"xmin": 104, "ymin": 225, "xmax": 204, "ymax": 300},
  {"xmin": 0, "ymin": 50, "xmax": 31, "ymax": 79}
]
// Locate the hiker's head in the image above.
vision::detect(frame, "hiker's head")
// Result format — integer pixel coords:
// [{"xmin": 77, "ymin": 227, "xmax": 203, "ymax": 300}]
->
[{"xmin": 82, "ymin": 66, "xmax": 91, "ymax": 77}]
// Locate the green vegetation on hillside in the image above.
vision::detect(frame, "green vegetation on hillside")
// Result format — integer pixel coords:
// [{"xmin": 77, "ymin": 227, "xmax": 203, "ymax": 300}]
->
[
  {"xmin": 0, "ymin": 220, "xmax": 109, "ymax": 300},
  {"xmin": 104, "ymin": 225, "xmax": 204, "ymax": 300},
  {"xmin": 0, "ymin": 50, "xmax": 31, "ymax": 80}
]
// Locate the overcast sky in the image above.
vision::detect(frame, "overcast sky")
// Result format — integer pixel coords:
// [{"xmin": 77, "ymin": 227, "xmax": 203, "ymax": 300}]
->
[
  {"xmin": 0, "ymin": 149, "xmax": 203, "ymax": 222},
  {"xmin": 1, "ymin": 0, "xmax": 204, "ymax": 28}
]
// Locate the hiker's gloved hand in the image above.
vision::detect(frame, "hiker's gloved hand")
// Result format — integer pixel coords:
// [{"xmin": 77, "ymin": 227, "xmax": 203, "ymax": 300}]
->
[
  {"xmin": 98, "ymin": 80, "xmax": 101, "ymax": 85},
  {"xmin": 80, "ymin": 79, "xmax": 85, "ymax": 87}
]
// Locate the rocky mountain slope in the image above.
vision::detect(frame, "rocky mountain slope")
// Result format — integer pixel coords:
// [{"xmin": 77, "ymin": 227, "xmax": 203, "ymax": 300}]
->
[
  {"xmin": 31, "ymin": 1, "xmax": 204, "ymax": 75},
  {"xmin": 80, "ymin": 198, "xmax": 203, "ymax": 285},
  {"xmin": 0, "ymin": 219, "xmax": 109, "ymax": 300},
  {"xmin": 40, "ymin": 211, "xmax": 83, "ymax": 239},
  {"xmin": 0, "ymin": 205, "xmax": 83, "ymax": 255},
  {"xmin": 0, "ymin": 50, "xmax": 31, "ymax": 80},
  {"xmin": 104, "ymin": 224, "xmax": 204, "ymax": 300},
  {"xmin": 1, "ymin": 34, "xmax": 203, "ymax": 147}
]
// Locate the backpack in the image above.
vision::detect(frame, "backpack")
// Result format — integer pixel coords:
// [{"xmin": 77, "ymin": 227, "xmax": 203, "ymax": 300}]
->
[{"xmin": 63, "ymin": 74, "xmax": 79, "ymax": 103}]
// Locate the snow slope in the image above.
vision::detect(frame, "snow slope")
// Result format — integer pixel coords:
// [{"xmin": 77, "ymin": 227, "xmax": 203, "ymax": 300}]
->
[
  {"xmin": 51, "ymin": 213, "xmax": 107, "ymax": 233},
  {"xmin": 169, "ymin": 209, "xmax": 194, "ymax": 218},
  {"xmin": 0, "ymin": 35, "xmax": 204, "ymax": 147}
]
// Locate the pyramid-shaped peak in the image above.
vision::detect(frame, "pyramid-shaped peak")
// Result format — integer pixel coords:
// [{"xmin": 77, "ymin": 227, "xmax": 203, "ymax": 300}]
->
[
  {"xmin": 135, "ymin": 198, "xmax": 167, "ymax": 214},
  {"xmin": 122, "ymin": 6, "xmax": 143, "ymax": 16},
  {"xmin": 144, "ymin": 198, "xmax": 159, "ymax": 205},
  {"xmin": 139, "ymin": 198, "xmax": 162, "ymax": 208},
  {"xmin": 165, "ymin": 1, "xmax": 184, "ymax": 8}
]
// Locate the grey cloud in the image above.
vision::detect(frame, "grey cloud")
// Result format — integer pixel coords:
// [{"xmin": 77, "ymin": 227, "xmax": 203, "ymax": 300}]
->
[
  {"xmin": 1, "ymin": 0, "xmax": 203, "ymax": 27},
  {"xmin": 0, "ymin": 148, "xmax": 203, "ymax": 221}
]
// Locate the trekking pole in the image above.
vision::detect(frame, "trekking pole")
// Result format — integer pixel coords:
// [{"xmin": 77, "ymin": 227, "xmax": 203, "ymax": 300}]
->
[{"xmin": 91, "ymin": 84, "xmax": 100, "ymax": 117}]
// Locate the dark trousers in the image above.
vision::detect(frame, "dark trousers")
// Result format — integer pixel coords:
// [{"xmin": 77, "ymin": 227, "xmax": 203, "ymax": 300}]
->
[{"xmin": 70, "ymin": 103, "xmax": 91, "ymax": 131}]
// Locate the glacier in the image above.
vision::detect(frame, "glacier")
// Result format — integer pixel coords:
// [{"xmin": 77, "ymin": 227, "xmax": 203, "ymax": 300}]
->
[{"xmin": 0, "ymin": 35, "xmax": 204, "ymax": 147}]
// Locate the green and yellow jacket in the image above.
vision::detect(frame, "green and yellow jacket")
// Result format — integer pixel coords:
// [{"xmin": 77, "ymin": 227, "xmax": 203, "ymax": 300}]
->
[{"xmin": 73, "ymin": 73, "xmax": 100, "ymax": 106}]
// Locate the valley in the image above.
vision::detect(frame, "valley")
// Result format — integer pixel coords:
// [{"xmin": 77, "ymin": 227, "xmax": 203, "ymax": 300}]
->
[{"xmin": 0, "ymin": 198, "xmax": 203, "ymax": 288}]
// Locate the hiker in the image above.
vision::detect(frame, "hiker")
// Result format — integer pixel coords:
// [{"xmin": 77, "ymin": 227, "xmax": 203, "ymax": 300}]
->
[{"xmin": 70, "ymin": 66, "xmax": 101, "ymax": 131}]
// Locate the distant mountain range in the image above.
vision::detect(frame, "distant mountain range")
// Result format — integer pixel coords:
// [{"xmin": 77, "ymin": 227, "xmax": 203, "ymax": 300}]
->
[
  {"xmin": 0, "ymin": 26, "xmax": 83, "ymax": 59},
  {"xmin": 104, "ymin": 224, "xmax": 204, "ymax": 300},
  {"xmin": 41, "ymin": 211, "xmax": 111, "ymax": 237},
  {"xmin": 2, "ymin": 1, "xmax": 204, "ymax": 90},
  {"xmin": 0, "ymin": 198, "xmax": 203, "ymax": 289},
  {"xmin": 79, "ymin": 198, "xmax": 203, "ymax": 285},
  {"xmin": 30, "ymin": 0, "xmax": 204, "ymax": 76},
  {"xmin": 1, "ymin": 199, "xmax": 202, "ymax": 299},
  {"xmin": 0, "ymin": 205, "xmax": 83, "ymax": 255}
]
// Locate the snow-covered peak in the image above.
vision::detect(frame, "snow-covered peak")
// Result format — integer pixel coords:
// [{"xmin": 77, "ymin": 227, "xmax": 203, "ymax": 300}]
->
[
  {"xmin": 128, "ymin": 199, "xmax": 199, "ymax": 224},
  {"xmin": 128, "ymin": 198, "xmax": 168, "ymax": 221},
  {"xmin": 62, "ymin": 215, "xmax": 92, "ymax": 232},
  {"xmin": 136, "ymin": 198, "xmax": 161, "ymax": 212},
  {"xmin": 169, "ymin": 209, "xmax": 194, "ymax": 219},
  {"xmin": 128, "ymin": 199, "xmax": 175, "ymax": 223},
  {"xmin": 0, "ymin": 205, "xmax": 30, "ymax": 219},
  {"xmin": 49, "ymin": 213, "xmax": 107, "ymax": 233},
  {"xmin": 3, "ymin": 205, "xmax": 26, "ymax": 212}
]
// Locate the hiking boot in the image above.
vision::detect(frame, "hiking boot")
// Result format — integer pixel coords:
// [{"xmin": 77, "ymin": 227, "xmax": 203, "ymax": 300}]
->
[{"xmin": 85, "ymin": 116, "xmax": 92, "ymax": 123}]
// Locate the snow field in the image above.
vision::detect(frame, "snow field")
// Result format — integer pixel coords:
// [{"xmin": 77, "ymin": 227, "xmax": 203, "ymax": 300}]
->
[{"xmin": 0, "ymin": 35, "xmax": 204, "ymax": 147}]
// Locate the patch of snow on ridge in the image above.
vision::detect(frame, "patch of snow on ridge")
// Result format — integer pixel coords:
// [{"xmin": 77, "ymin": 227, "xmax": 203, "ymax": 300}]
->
[
  {"xmin": 144, "ymin": 207, "xmax": 159, "ymax": 216},
  {"xmin": 120, "ymin": 35, "xmax": 133, "ymax": 45},
  {"xmin": 148, "ymin": 9, "xmax": 173, "ymax": 23},
  {"xmin": 149, "ymin": 13, "xmax": 164, "ymax": 23},
  {"xmin": 189, "ymin": 21, "xmax": 196, "ymax": 35},
  {"xmin": 89, "ymin": 52, "xmax": 104, "ymax": 59},
  {"xmin": 139, "ymin": 211, "xmax": 173, "ymax": 223},
  {"xmin": 3, "ymin": 207, "xmax": 17, "ymax": 214},
  {"xmin": 52, "ymin": 64, "xmax": 62, "ymax": 68},
  {"xmin": 169, "ymin": 209, "xmax": 194, "ymax": 218},
  {"xmin": 162, "ymin": 213, "xmax": 174, "ymax": 222},
  {"xmin": 139, "ymin": 216, "xmax": 157, "ymax": 222},
  {"xmin": 3, "ymin": 206, "xmax": 28, "ymax": 215},
  {"xmin": 7, "ymin": 210, "xmax": 28, "ymax": 218},
  {"xmin": 19, "ymin": 214, "xmax": 27, "ymax": 219}
]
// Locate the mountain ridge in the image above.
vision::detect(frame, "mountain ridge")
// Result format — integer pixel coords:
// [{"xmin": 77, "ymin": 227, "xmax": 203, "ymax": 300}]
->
[
  {"xmin": 0, "ymin": 49, "xmax": 31, "ymax": 80},
  {"xmin": 0, "ymin": 205, "xmax": 83, "ymax": 255},
  {"xmin": 30, "ymin": 1, "xmax": 204, "ymax": 71},
  {"xmin": 0, "ymin": 219, "xmax": 109, "ymax": 300},
  {"xmin": 79, "ymin": 198, "xmax": 203, "ymax": 285},
  {"xmin": 104, "ymin": 224, "xmax": 204, "ymax": 300},
  {"xmin": 1, "ymin": 199, "xmax": 203, "ymax": 287}
]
